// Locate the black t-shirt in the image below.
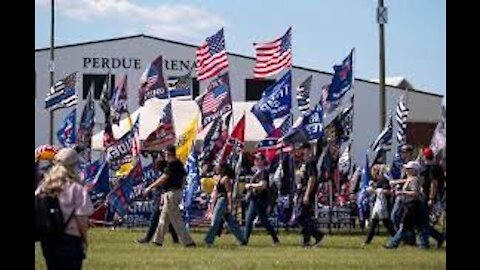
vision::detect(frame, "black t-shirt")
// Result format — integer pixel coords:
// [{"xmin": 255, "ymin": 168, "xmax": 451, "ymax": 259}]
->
[
  {"xmin": 162, "ymin": 159, "xmax": 186, "ymax": 191},
  {"xmin": 250, "ymin": 169, "xmax": 269, "ymax": 201},
  {"xmin": 422, "ymin": 164, "xmax": 445, "ymax": 200},
  {"xmin": 299, "ymin": 158, "xmax": 319, "ymax": 203}
]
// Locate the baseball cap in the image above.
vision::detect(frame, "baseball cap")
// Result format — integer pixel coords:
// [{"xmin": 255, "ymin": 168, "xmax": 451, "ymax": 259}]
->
[
  {"xmin": 422, "ymin": 147, "xmax": 434, "ymax": 160},
  {"xmin": 54, "ymin": 148, "xmax": 80, "ymax": 167},
  {"xmin": 403, "ymin": 161, "xmax": 420, "ymax": 171}
]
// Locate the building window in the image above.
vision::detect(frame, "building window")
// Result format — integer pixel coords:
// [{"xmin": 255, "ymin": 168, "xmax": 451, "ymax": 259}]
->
[
  {"xmin": 245, "ymin": 79, "xmax": 275, "ymax": 101},
  {"xmin": 82, "ymin": 74, "xmax": 115, "ymax": 100}
]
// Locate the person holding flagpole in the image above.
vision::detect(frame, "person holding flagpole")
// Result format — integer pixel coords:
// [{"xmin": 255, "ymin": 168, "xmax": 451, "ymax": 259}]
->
[
  {"xmin": 204, "ymin": 163, "xmax": 246, "ymax": 247},
  {"xmin": 243, "ymin": 153, "xmax": 280, "ymax": 245},
  {"xmin": 296, "ymin": 143, "xmax": 325, "ymax": 248},
  {"xmin": 143, "ymin": 145, "xmax": 196, "ymax": 247}
]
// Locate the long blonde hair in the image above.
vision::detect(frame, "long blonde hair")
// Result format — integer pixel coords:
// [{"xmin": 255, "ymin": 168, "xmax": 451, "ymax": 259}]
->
[{"xmin": 41, "ymin": 163, "xmax": 80, "ymax": 194}]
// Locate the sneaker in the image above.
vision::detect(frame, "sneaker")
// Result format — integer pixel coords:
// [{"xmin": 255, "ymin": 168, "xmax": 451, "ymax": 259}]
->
[
  {"xmin": 436, "ymin": 234, "xmax": 445, "ymax": 248},
  {"xmin": 136, "ymin": 238, "xmax": 149, "ymax": 244},
  {"xmin": 301, "ymin": 243, "xmax": 311, "ymax": 248},
  {"xmin": 312, "ymin": 234, "xmax": 324, "ymax": 248},
  {"xmin": 272, "ymin": 241, "xmax": 280, "ymax": 247},
  {"xmin": 152, "ymin": 242, "xmax": 163, "ymax": 247},
  {"xmin": 185, "ymin": 243, "xmax": 197, "ymax": 248},
  {"xmin": 383, "ymin": 244, "xmax": 397, "ymax": 249}
]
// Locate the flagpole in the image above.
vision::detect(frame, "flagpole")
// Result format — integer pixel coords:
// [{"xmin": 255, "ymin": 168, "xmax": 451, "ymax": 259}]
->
[
  {"xmin": 378, "ymin": 0, "xmax": 387, "ymax": 130},
  {"xmin": 48, "ymin": 0, "xmax": 55, "ymax": 145}
]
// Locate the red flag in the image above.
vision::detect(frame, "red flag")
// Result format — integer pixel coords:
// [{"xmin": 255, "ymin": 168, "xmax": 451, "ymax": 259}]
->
[{"xmin": 219, "ymin": 114, "xmax": 245, "ymax": 163}]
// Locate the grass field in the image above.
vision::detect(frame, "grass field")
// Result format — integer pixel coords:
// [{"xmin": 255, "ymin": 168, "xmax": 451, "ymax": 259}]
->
[{"xmin": 35, "ymin": 228, "xmax": 446, "ymax": 269}]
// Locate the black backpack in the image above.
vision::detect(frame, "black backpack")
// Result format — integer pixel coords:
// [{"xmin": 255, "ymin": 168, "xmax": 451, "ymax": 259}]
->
[{"xmin": 35, "ymin": 193, "xmax": 74, "ymax": 242}]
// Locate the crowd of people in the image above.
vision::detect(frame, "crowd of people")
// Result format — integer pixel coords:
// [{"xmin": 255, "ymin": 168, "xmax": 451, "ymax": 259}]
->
[{"xmin": 35, "ymin": 140, "xmax": 446, "ymax": 269}]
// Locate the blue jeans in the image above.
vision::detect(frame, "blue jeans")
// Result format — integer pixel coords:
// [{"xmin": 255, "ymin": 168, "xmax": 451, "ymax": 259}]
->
[
  {"xmin": 243, "ymin": 197, "xmax": 279, "ymax": 244},
  {"xmin": 298, "ymin": 203, "xmax": 324, "ymax": 244},
  {"xmin": 391, "ymin": 197, "xmax": 404, "ymax": 231},
  {"xmin": 205, "ymin": 197, "xmax": 245, "ymax": 245},
  {"xmin": 418, "ymin": 200, "xmax": 443, "ymax": 242},
  {"xmin": 388, "ymin": 201, "xmax": 429, "ymax": 248}
]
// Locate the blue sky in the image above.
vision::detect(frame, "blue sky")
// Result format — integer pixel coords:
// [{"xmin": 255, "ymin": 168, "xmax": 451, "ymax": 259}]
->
[{"xmin": 35, "ymin": 0, "xmax": 446, "ymax": 102}]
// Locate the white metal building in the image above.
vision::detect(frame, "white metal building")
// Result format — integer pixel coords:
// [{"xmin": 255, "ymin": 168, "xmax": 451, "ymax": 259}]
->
[{"xmin": 35, "ymin": 34, "xmax": 443, "ymax": 165}]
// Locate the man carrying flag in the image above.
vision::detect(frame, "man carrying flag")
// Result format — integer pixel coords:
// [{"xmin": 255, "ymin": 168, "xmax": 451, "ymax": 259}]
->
[
  {"xmin": 296, "ymin": 142, "xmax": 325, "ymax": 247},
  {"xmin": 143, "ymin": 145, "xmax": 196, "ymax": 248}
]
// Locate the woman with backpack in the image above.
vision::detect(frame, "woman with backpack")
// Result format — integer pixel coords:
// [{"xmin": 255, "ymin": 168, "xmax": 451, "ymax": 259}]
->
[{"xmin": 35, "ymin": 148, "xmax": 93, "ymax": 270}]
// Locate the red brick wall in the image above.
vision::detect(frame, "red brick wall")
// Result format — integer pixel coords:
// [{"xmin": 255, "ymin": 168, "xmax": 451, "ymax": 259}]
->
[{"xmin": 406, "ymin": 122, "xmax": 437, "ymax": 147}]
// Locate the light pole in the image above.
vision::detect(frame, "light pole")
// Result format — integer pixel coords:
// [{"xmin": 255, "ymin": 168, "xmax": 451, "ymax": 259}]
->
[
  {"xmin": 48, "ymin": 0, "xmax": 55, "ymax": 144},
  {"xmin": 378, "ymin": 0, "xmax": 387, "ymax": 129}
]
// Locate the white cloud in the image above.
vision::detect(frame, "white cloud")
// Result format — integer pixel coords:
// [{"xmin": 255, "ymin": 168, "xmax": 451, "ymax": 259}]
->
[{"xmin": 36, "ymin": 0, "xmax": 227, "ymax": 40}]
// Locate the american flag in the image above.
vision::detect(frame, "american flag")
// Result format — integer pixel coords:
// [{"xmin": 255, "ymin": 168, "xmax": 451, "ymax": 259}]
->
[
  {"xmin": 167, "ymin": 70, "xmax": 192, "ymax": 98},
  {"xmin": 253, "ymin": 27, "xmax": 292, "ymax": 78},
  {"xmin": 45, "ymin": 72, "xmax": 78, "ymax": 109},
  {"xmin": 297, "ymin": 75, "xmax": 312, "ymax": 114},
  {"xmin": 371, "ymin": 113, "xmax": 393, "ymax": 153},
  {"xmin": 196, "ymin": 29, "xmax": 229, "ymax": 81},
  {"xmin": 202, "ymin": 84, "xmax": 228, "ymax": 113},
  {"xmin": 395, "ymin": 96, "xmax": 409, "ymax": 146}
]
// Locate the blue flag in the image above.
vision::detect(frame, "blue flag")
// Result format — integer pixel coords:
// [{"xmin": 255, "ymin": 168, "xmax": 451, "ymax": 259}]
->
[
  {"xmin": 107, "ymin": 163, "xmax": 143, "ymax": 216},
  {"xmin": 138, "ymin": 56, "xmax": 169, "ymax": 106},
  {"xmin": 357, "ymin": 153, "xmax": 371, "ymax": 229},
  {"xmin": 251, "ymin": 71, "xmax": 292, "ymax": 133},
  {"xmin": 327, "ymin": 49, "xmax": 354, "ymax": 102},
  {"xmin": 183, "ymin": 148, "xmax": 200, "ymax": 224},
  {"xmin": 83, "ymin": 160, "xmax": 102, "ymax": 186},
  {"xmin": 87, "ymin": 161, "xmax": 111, "ymax": 206},
  {"xmin": 77, "ymin": 88, "xmax": 96, "ymax": 151},
  {"xmin": 141, "ymin": 163, "xmax": 159, "ymax": 186},
  {"xmin": 57, "ymin": 108, "xmax": 76, "ymax": 147},
  {"xmin": 282, "ymin": 103, "xmax": 323, "ymax": 143}
]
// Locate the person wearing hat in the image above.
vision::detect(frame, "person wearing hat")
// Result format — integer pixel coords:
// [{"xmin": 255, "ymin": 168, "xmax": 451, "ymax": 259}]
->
[
  {"xmin": 296, "ymin": 142, "xmax": 325, "ymax": 248},
  {"xmin": 389, "ymin": 145, "xmax": 415, "ymax": 235},
  {"xmin": 418, "ymin": 147, "xmax": 446, "ymax": 248},
  {"xmin": 35, "ymin": 148, "xmax": 94, "ymax": 270},
  {"xmin": 243, "ymin": 153, "xmax": 280, "ymax": 245},
  {"xmin": 385, "ymin": 161, "xmax": 428, "ymax": 249}
]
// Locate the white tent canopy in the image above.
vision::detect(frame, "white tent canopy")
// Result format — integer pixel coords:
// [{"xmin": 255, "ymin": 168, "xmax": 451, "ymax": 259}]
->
[{"xmin": 91, "ymin": 100, "xmax": 272, "ymax": 151}]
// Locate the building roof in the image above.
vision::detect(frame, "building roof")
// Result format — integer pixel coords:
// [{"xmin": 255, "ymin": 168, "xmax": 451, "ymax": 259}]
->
[
  {"xmin": 370, "ymin": 77, "xmax": 414, "ymax": 89},
  {"xmin": 35, "ymin": 34, "xmax": 443, "ymax": 98}
]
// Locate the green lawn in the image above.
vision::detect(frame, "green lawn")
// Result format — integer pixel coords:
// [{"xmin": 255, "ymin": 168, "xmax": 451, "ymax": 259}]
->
[{"xmin": 35, "ymin": 228, "xmax": 445, "ymax": 270}]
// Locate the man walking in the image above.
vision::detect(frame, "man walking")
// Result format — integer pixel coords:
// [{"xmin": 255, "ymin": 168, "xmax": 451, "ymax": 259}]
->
[{"xmin": 144, "ymin": 145, "xmax": 196, "ymax": 247}]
